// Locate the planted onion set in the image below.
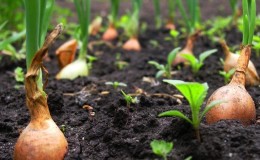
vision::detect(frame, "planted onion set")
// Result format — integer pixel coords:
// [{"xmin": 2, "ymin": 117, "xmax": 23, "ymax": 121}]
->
[{"xmin": 0, "ymin": 0, "xmax": 260, "ymax": 159}]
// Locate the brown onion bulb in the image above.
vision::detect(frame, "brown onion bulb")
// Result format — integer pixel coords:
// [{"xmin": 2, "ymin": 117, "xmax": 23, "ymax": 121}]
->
[
  {"xmin": 172, "ymin": 31, "xmax": 200, "ymax": 66},
  {"xmin": 102, "ymin": 24, "xmax": 118, "ymax": 41},
  {"xmin": 206, "ymin": 45, "xmax": 256, "ymax": 125},
  {"xmin": 122, "ymin": 37, "xmax": 141, "ymax": 51},
  {"xmin": 14, "ymin": 25, "xmax": 68, "ymax": 159}
]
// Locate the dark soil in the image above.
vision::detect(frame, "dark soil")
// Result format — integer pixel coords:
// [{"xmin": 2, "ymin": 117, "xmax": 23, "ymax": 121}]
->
[{"xmin": 1, "ymin": 1, "xmax": 260, "ymax": 160}]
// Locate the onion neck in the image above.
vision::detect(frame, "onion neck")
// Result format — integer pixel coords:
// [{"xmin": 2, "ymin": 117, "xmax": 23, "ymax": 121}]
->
[
  {"xmin": 184, "ymin": 36, "xmax": 194, "ymax": 52},
  {"xmin": 230, "ymin": 45, "xmax": 251, "ymax": 86},
  {"xmin": 219, "ymin": 40, "xmax": 231, "ymax": 57}
]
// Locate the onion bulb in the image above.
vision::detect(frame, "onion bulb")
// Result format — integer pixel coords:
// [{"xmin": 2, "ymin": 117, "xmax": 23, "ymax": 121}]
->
[
  {"xmin": 165, "ymin": 20, "xmax": 176, "ymax": 30},
  {"xmin": 102, "ymin": 24, "xmax": 118, "ymax": 41},
  {"xmin": 122, "ymin": 37, "xmax": 141, "ymax": 51},
  {"xmin": 206, "ymin": 45, "xmax": 256, "ymax": 125},
  {"xmin": 172, "ymin": 31, "xmax": 200, "ymax": 66},
  {"xmin": 14, "ymin": 25, "xmax": 68, "ymax": 159}
]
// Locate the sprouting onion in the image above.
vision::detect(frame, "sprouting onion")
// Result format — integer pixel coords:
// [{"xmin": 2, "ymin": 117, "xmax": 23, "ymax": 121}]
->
[
  {"xmin": 122, "ymin": 0, "xmax": 142, "ymax": 51},
  {"xmin": 206, "ymin": 0, "xmax": 256, "ymax": 125},
  {"xmin": 14, "ymin": 0, "xmax": 68, "ymax": 159},
  {"xmin": 102, "ymin": 0, "xmax": 120, "ymax": 41},
  {"xmin": 56, "ymin": 0, "xmax": 91, "ymax": 80},
  {"xmin": 172, "ymin": 0, "xmax": 201, "ymax": 66}
]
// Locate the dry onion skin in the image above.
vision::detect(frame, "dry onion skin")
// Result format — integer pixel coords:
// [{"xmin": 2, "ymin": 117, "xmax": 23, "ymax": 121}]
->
[
  {"xmin": 55, "ymin": 39, "xmax": 78, "ymax": 69},
  {"xmin": 220, "ymin": 40, "xmax": 260, "ymax": 86},
  {"xmin": 14, "ymin": 25, "xmax": 68, "ymax": 160},
  {"xmin": 206, "ymin": 45, "xmax": 256, "ymax": 125}
]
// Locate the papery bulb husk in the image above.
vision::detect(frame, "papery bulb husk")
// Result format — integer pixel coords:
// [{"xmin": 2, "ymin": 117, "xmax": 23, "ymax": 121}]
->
[
  {"xmin": 56, "ymin": 59, "xmax": 88, "ymax": 80},
  {"xmin": 165, "ymin": 20, "xmax": 176, "ymax": 30},
  {"xmin": 221, "ymin": 40, "xmax": 260, "ymax": 86},
  {"xmin": 89, "ymin": 17, "xmax": 102, "ymax": 36},
  {"xmin": 122, "ymin": 37, "xmax": 141, "ymax": 51},
  {"xmin": 102, "ymin": 25, "xmax": 118, "ymax": 41},
  {"xmin": 14, "ymin": 24, "xmax": 68, "ymax": 159},
  {"xmin": 55, "ymin": 39, "xmax": 77, "ymax": 69},
  {"xmin": 206, "ymin": 46, "xmax": 256, "ymax": 125}
]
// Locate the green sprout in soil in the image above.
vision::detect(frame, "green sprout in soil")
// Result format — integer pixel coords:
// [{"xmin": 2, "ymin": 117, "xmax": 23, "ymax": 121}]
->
[
  {"xmin": 121, "ymin": 90, "xmax": 139, "ymax": 109},
  {"xmin": 115, "ymin": 53, "xmax": 129, "ymax": 70},
  {"xmin": 149, "ymin": 47, "xmax": 180, "ymax": 78},
  {"xmin": 105, "ymin": 81, "xmax": 127, "ymax": 89},
  {"xmin": 150, "ymin": 139, "xmax": 173, "ymax": 160},
  {"xmin": 86, "ymin": 55, "xmax": 97, "ymax": 70},
  {"xmin": 159, "ymin": 80, "xmax": 223, "ymax": 142},
  {"xmin": 56, "ymin": 0, "xmax": 91, "ymax": 80},
  {"xmin": 14, "ymin": 67, "xmax": 24, "ymax": 83},
  {"xmin": 204, "ymin": 17, "xmax": 231, "ymax": 42},
  {"xmin": 14, "ymin": 67, "xmax": 24, "ymax": 89},
  {"xmin": 252, "ymin": 35, "xmax": 260, "ymax": 57},
  {"xmin": 219, "ymin": 68, "xmax": 236, "ymax": 84},
  {"xmin": 181, "ymin": 49, "xmax": 217, "ymax": 75}
]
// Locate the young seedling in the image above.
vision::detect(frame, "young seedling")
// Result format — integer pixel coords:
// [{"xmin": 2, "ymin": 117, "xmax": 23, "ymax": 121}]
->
[
  {"xmin": 86, "ymin": 55, "xmax": 97, "ymax": 70},
  {"xmin": 206, "ymin": 0, "xmax": 256, "ymax": 125},
  {"xmin": 114, "ymin": 53, "xmax": 129, "ymax": 70},
  {"xmin": 56, "ymin": 0, "xmax": 91, "ymax": 80},
  {"xmin": 173, "ymin": 0, "xmax": 201, "ymax": 66},
  {"xmin": 252, "ymin": 35, "xmax": 260, "ymax": 57},
  {"xmin": 219, "ymin": 68, "xmax": 236, "ymax": 84},
  {"xmin": 150, "ymin": 139, "xmax": 173, "ymax": 160},
  {"xmin": 14, "ymin": 67, "xmax": 24, "ymax": 83},
  {"xmin": 121, "ymin": 90, "xmax": 139, "ymax": 109},
  {"xmin": 182, "ymin": 49, "xmax": 217, "ymax": 75},
  {"xmin": 159, "ymin": 80, "xmax": 223, "ymax": 142},
  {"xmin": 105, "ymin": 81, "xmax": 127, "ymax": 89},
  {"xmin": 148, "ymin": 47, "xmax": 180, "ymax": 78},
  {"xmin": 102, "ymin": 0, "xmax": 120, "ymax": 41},
  {"xmin": 14, "ymin": 0, "xmax": 67, "ymax": 159},
  {"xmin": 13, "ymin": 67, "xmax": 25, "ymax": 89},
  {"xmin": 121, "ymin": 0, "xmax": 142, "ymax": 51},
  {"xmin": 205, "ymin": 17, "xmax": 231, "ymax": 42}
]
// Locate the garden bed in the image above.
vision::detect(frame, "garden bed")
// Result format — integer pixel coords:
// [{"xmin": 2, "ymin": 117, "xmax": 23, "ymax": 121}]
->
[{"xmin": 0, "ymin": 1, "xmax": 260, "ymax": 160}]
